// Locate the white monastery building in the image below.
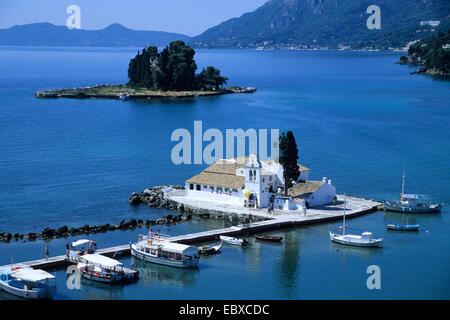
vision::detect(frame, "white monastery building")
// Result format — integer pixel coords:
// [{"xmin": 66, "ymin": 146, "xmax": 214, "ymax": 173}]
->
[{"xmin": 185, "ymin": 153, "xmax": 336, "ymax": 211}]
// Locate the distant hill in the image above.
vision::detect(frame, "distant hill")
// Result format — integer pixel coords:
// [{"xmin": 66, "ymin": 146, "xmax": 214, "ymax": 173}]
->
[
  {"xmin": 191, "ymin": 0, "xmax": 450, "ymax": 50},
  {"xmin": 0, "ymin": 23, "xmax": 190, "ymax": 47}
]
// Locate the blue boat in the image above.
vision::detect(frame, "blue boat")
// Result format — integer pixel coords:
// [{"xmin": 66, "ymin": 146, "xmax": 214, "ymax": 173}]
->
[{"xmin": 386, "ymin": 224, "xmax": 420, "ymax": 231}]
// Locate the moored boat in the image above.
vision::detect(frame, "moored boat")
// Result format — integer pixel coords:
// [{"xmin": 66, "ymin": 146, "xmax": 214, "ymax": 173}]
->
[
  {"xmin": 384, "ymin": 173, "xmax": 442, "ymax": 213},
  {"xmin": 130, "ymin": 233, "xmax": 199, "ymax": 268},
  {"xmin": 77, "ymin": 254, "xmax": 137, "ymax": 283},
  {"xmin": 386, "ymin": 224, "xmax": 420, "ymax": 231},
  {"xmin": 118, "ymin": 92, "xmax": 130, "ymax": 100},
  {"xmin": 198, "ymin": 243, "xmax": 222, "ymax": 255},
  {"xmin": 0, "ymin": 265, "xmax": 56, "ymax": 299},
  {"xmin": 329, "ymin": 231, "xmax": 383, "ymax": 248},
  {"xmin": 329, "ymin": 194, "xmax": 383, "ymax": 248},
  {"xmin": 220, "ymin": 235, "xmax": 248, "ymax": 246},
  {"xmin": 255, "ymin": 235, "xmax": 283, "ymax": 242}
]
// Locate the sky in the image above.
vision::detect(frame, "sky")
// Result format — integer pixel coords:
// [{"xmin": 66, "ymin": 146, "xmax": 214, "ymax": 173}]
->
[{"xmin": 0, "ymin": 0, "xmax": 268, "ymax": 36}]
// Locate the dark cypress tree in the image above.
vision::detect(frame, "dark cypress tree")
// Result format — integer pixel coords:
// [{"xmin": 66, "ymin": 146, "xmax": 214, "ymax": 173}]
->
[{"xmin": 279, "ymin": 131, "xmax": 300, "ymax": 196}]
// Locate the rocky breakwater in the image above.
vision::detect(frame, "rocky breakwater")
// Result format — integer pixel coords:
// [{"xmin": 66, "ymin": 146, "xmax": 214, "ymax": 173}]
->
[
  {"xmin": 0, "ymin": 191, "xmax": 192, "ymax": 242},
  {"xmin": 130, "ymin": 185, "xmax": 268, "ymax": 224}
]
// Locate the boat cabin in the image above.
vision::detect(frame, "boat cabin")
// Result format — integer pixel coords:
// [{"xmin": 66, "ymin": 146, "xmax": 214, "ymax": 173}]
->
[
  {"xmin": 69, "ymin": 239, "xmax": 96, "ymax": 262},
  {"xmin": 400, "ymin": 194, "xmax": 430, "ymax": 207},
  {"xmin": 79, "ymin": 254, "xmax": 124, "ymax": 274},
  {"xmin": 135, "ymin": 234, "xmax": 198, "ymax": 260}
]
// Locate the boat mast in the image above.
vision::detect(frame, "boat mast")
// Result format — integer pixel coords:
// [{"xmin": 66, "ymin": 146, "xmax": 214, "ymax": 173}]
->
[
  {"xmin": 343, "ymin": 194, "xmax": 346, "ymax": 235},
  {"xmin": 401, "ymin": 171, "xmax": 405, "ymax": 196}
]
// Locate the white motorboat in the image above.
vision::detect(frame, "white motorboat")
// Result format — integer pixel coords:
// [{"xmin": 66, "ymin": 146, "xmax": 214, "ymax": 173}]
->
[
  {"xmin": 330, "ymin": 194, "xmax": 383, "ymax": 248},
  {"xmin": 220, "ymin": 235, "xmax": 248, "ymax": 246},
  {"xmin": 0, "ymin": 265, "xmax": 56, "ymax": 299},
  {"xmin": 130, "ymin": 233, "xmax": 199, "ymax": 268},
  {"xmin": 77, "ymin": 254, "xmax": 136, "ymax": 283}
]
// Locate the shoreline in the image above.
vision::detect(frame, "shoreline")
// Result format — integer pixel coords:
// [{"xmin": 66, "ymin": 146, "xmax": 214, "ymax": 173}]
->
[
  {"xmin": 34, "ymin": 84, "xmax": 256, "ymax": 100},
  {"xmin": 1, "ymin": 185, "xmax": 383, "ymax": 244}
]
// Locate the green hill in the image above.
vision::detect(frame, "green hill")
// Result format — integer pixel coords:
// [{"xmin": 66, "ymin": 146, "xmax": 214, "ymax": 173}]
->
[
  {"xmin": 191, "ymin": 0, "xmax": 450, "ymax": 50},
  {"xmin": 399, "ymin": 30, "xmax": 450, "ymax": 76}
]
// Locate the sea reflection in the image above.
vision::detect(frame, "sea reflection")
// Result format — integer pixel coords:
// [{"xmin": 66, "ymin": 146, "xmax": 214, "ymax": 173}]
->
[
  {"xmin": 382, "ymin": 210, "xmax": 442, "ymax": 227},
  {"xmin": 329, "ymin": 242, "xmax": 384, "ymax": 260},
  {"xmin": 274, "ymin": 231, "xmax": 301, "ymax": 298},
  {"xmin": 130, "ymin": 257, "xmax": 199, "ymax": 287}
]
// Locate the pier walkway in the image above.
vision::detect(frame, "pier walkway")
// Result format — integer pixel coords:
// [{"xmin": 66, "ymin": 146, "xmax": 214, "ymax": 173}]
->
[{"xmin": 0, "ymin": 194, "xmax": 381, "ymax": 271}]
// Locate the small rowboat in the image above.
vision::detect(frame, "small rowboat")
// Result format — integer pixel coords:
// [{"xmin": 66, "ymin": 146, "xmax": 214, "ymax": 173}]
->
[
  {"xmin": 255, "ymin": 235, "xmax": 283, "ymax": 242},
  {"xmin": 198, "ymin": 243, "xmax": 222, "ymax": 255},
  {"xmin": 387, "ymin": 224, "xmax": 419, "ymax": 231}
]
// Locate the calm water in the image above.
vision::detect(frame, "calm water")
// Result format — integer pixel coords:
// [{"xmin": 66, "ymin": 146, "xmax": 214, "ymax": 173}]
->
[{"xmin": 0, "ymin": 47, "xmax": 449, "ymax": 299}]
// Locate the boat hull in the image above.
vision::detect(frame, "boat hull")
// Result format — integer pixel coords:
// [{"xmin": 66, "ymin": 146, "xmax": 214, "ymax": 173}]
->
[
  {"xmin": 384, "ymin": 202, "xmax": 442, "ymax": 213},
  {"xmin": 78, "ymin": 268, "xmax": 124, "ymax": 283},
  {"xmin": 130, "ymin": 244, "xmax": 199, "ymax": 268},
  {"xmin": 0, "ymin": 280, "xmax": 55, "ymax": 299},
  {"xmin": 255, "ymin": 235, "xmax": 283, "ymax": 242},
  {"xmin": 386, "ymin": 224, "xmax": 419, "ymax": 231},
  {"xmin": 329, "ymin": 232, "xmax": 383, "ymax": 248}
]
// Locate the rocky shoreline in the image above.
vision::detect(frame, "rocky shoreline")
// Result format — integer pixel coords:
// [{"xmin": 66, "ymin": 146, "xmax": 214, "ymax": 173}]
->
[
  {"xmin": 0, "ymin": 185, "xmax": 267, "ymax": 243},
  {"xmin": 397, "ymin": 56, "xmax": 450, "ymax": 77},
  {"xmin": 34, "ymin": 84, "xmax": 257, "ymax": 99}
]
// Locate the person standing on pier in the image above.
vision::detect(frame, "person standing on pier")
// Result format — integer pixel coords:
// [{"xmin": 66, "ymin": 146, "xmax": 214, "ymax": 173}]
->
[{"xmin": 45, "ymin": 245, "xmax": 49, "ymax": 260}]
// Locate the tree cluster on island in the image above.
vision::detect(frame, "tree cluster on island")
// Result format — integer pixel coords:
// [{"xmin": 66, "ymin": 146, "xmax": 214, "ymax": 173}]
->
[
  {"xmin": 399, "ymin": 30, "xmax": 450, "ymax": 76},
  {"xmin": 127, "ymin": 40, "xmax": 228, "ymax": 91}
]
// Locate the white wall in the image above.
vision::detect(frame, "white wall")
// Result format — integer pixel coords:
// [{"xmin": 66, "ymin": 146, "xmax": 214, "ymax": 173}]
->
[
  {"xmin": 304, "ymin": 182, "xmax": 336, "ymax": 207},
  {"xmin": 186, "ymin": 183, "xmax": 243, "ymax": 206}
]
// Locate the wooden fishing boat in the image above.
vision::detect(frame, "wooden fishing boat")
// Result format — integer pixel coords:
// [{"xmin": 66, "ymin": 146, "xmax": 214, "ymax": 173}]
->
[
  {"xmin": 386, "ymin": 224, "xmax": 420, "ymax": 231},
  {"xmin": 384, "ymin": 173, "xmax": 442, "ymax": 213},
  {"xmin": 255, "ymin": 235, "xmax": 283, "ymax": 242}
]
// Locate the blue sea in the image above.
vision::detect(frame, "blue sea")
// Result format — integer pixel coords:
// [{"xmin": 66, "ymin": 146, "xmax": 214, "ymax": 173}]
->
[{"xmin": 0, "ymin": 47, "xmax": 449, "ymax": 299}]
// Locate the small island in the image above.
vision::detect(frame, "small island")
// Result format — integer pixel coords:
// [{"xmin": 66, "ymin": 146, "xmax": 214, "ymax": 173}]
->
[
  {"xmin": 398, "ymin": 30, "xmax": 450, "ymax": 77},
  {"xmin": 35, "ymin": 40, "xmax": 256, "ymax": 99}
]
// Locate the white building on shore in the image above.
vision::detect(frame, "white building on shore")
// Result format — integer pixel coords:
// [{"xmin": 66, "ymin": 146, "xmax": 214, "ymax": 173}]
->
[{"xmin": 185, "ymin": 153, "xmax": 336, "ymax": 210}]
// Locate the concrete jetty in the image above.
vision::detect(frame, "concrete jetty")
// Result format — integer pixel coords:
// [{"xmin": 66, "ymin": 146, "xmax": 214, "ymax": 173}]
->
[{"xmin": 0, "ymin": 194, "xmax": 380, "ymax": 271}]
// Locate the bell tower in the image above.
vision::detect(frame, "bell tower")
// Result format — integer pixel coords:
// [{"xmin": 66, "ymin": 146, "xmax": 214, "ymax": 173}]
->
[{"xmin": 244, "ymin": 153, "xmax": 262, "ymax": 207}]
